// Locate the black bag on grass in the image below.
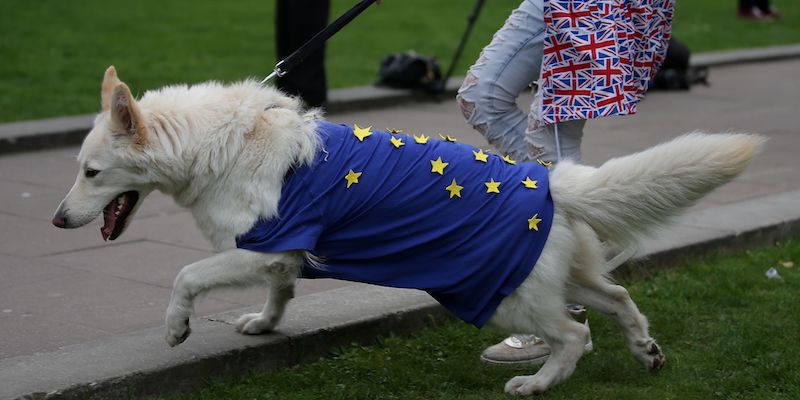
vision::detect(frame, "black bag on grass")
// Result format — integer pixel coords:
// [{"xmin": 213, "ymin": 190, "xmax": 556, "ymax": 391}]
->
[
  {"xmin": 649, "ymin": 37, "xmax": 709, "ymax": 91},
  {"xmin": 377, "ymin": 51, "xmax": 443, "ymax": 94}
]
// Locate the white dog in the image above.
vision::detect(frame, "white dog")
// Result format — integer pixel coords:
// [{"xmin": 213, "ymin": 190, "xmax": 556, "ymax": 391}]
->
[{"xmin": 53, "ymin": 67, "xmax": 763, "ymax": 395}]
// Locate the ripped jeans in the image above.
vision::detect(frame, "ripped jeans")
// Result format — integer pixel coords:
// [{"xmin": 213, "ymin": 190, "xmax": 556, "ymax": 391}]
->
[{"xmin": 457, "ymin": 0, "xmax": 585, "ymax": 164}]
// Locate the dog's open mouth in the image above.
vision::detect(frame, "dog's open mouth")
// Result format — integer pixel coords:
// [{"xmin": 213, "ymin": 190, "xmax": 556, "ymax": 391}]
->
[{"xmin": 101, "ymin": 191, "xmax": 139, "ymax": 241}]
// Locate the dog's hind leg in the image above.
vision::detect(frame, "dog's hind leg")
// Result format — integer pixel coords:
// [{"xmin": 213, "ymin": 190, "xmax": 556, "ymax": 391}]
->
[
  {"xmin": 165, "ymin": 249, "xmax": 303, "ymax": 346},
  {"xmin": 567, "ymin": 221, "xmax": 665, "ymax": 371},
  {"xmin": 567, "ymin": 281, "xmax": 664, "ymax": 371},
  {"xmin": 504, "ymin": 317, "xmax": 590, "ymax": 395},
  {"xmin": 489, "ymin": 215, "xmax": 591, "ymax": 395}
]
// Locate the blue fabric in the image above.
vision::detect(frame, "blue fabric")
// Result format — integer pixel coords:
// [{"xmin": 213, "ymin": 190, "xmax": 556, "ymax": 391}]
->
[{"xmin": 236, "ymin": 122, "xmax": 554, "ymax": 327}]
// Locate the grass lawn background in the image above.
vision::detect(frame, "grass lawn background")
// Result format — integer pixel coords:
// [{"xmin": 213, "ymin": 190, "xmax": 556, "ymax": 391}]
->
[
  {"xmin": 1, "ymin": 0, "xmax": 799, "ymax": 123},
  {"xmin": 151, "ymin": 239, "xmax": 800, "ymax": 400}
]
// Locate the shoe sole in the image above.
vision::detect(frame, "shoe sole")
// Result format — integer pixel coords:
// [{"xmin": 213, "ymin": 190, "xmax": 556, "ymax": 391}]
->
[{"xmin": 479, "ymin": 341, "xmax": 593, "ymax": 367}]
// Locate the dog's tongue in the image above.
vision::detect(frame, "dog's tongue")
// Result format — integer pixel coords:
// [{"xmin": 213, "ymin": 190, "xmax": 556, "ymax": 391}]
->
[{"xmin": 101, "ymin": 197, "xmax": 119, "ymax": 241}]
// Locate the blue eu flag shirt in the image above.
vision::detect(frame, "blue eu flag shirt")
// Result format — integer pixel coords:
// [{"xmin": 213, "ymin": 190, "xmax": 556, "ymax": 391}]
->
[{"xmin": 236, "ymin": 122, "xmax": 554, "ymax": 327}]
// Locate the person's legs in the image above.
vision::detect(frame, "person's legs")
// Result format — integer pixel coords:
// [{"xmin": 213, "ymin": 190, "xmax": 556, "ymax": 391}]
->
[
  {"xmin": 276, "ymin": 0, "xmax": 330, "ymax": 107},
  {"xmin": 739, "ymin": 0, "xmax": 755, "ymax": 13},
  {"xmin": 457, "ymin": 0, "xmax": 586, "ymax": 164},
  {"xmin": 457, "ymin": 0, "xmax": 547, "ymax": 162},
  {"xmin": 738, "ymin": 0, "xmax": 779, "ymax": 19},
  {"xmin": 525, "ymin": 87, "xmax": 586, "ymax": 163},
  {"xmin": 755, "ymin": 0, "xmax": 780, "ymax": 17}
]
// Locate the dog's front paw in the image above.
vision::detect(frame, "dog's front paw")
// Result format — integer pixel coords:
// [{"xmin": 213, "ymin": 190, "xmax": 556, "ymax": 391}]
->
[
  {"xmin": 235, "ymin": 312, "xmax": 278, "ymax": 335},
  {"xmin": 165, "ymin": 312, "xmax": 192, "ymax": 347},
  {"xmin": 633, "ymin": 338, "xmax": 665, "ymax": 371},
  {"xmin": 504, "ymin": 375, "xmax": 548, "ymax": 396}
]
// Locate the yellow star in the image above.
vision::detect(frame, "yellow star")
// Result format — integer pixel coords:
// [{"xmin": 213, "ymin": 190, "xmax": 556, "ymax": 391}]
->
[
  {"xmin": 414, "ymin": 134, "xmax": 430, "ymax": 144},
  {"xmin": 387, "ymin": 128, "xmax": 404, "ymax": 134},
  {"xmin": 537, "ymin": 159, "xmax": 553, "ymax": 167},
  {"xmin": 502, "ymin": 155, "xmax": 517, "ymax": 165},
  {"xmin": 473, "ymin": 149, "xmax": 489, "ymax": 163},
  {"xmin": 446, "ymin": 178, "xmax": 464, "ymax": 198},
  {"xmin": 485, "ymin": 179, "xmax": 501, "ymax": 194},
  {"xmin": 344, "ymin": 169, "xmax": 362, "ymax": 188},
  {"xmin": 439, "ymin": 134, "xmax": 457, "ymax": 142},
  {"xmin": 528, "ymin": 213, "xmax": 542, "ymax": 231},
  {"xmin": 390, "ymin": 136, "xmax": 405, "ymax": 149},
  {"xmin": 430, "ymin": 157, "xmax": 448, "ymax": 175},
  {"xmin": 521, "ymin": 177, "xmax": 539, "ymax": 189},
  {"xmin": 353, "ymin": 124, "xmax": 373, "ymax": 142}
]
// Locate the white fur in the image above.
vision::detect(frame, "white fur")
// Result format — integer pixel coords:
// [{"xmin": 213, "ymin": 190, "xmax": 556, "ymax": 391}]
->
[{"xmin": 53, "ymin": 72, "xmax": 765, "ymax": 395}]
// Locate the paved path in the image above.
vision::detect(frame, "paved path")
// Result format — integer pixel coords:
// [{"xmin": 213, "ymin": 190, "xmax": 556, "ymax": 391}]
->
[{"xmin": 0, "ymin": 59, "xmax": 798, "ymax": 362}]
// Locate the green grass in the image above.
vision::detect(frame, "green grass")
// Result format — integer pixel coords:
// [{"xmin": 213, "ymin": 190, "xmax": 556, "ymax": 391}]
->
[
  {"xmin": 672, "ymin": 0, "xmax": 800, "ymax": 52},
  {"xmin": 1, "ymin": 0, "xmax": 799, "ymax": 123},
  {"xmin": 0, "ymin": 0, "xmax": 521, "ymax": 123},
  {"xmin": 153, "ymin": 240, "xmax": 800, "ymax": 400}
]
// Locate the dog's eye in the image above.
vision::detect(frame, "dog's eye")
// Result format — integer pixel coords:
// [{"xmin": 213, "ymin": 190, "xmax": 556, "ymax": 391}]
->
[{"xmin": 85, "ymin": 168, "xmax": 101, "ymax": 178}]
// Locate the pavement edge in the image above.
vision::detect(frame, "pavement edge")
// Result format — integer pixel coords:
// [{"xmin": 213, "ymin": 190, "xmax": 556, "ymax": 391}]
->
[{"xmin": 1, "ymin": 287, "xmax": 451, "ymax": 400}]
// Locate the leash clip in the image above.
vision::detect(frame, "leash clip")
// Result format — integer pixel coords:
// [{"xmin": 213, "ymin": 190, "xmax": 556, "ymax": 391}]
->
[{"xmin": 260, "ymin": 61, "xmax": 287, "ymax": 85}]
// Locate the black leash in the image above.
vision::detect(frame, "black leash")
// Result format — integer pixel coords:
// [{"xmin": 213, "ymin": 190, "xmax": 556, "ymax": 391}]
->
[{"xmin": 261, "ymin": 0, "xmax": 379, "ymax": 84}]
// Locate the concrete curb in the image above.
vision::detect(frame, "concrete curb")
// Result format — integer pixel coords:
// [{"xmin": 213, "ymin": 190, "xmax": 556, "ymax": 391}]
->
[
  {"xmin": 1, "ymin": 286, "xmax": 450, "ymax": 400},
  {"xmin": 618, "ymin": 190, "xmax": 800, "ymax": 278},
  {"xmin": 0, "ymin": 115, "xmax": 96, "ymax": 156},
  {"xmin": 2, "ymin": 44, "xmax": 800, "ymax": 155},
  {"xmin": 3, "ymin": 189, "xmax": 800, "ymax": 400},
  {"xmin": 689, "ymin": 44, "xmax": 800, "ymax": 68}
]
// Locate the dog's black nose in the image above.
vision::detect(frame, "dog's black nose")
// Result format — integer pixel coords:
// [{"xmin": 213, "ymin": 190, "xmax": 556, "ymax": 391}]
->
[{"xmin": 52, "ymin": 210, "xmax": 68, "ymax": 228}]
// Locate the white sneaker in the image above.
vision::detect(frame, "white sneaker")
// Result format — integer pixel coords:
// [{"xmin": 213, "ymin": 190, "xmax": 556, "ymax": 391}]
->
[{"xmin": 480, "ymin": 307, "xmax": 593, "ymax": 366}]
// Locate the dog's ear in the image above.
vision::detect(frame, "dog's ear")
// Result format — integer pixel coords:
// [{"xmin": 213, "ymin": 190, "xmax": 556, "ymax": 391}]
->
[
  {"xmin": 109, "ymin": 83, "xmax": 148, "ymax": 145},
  {"xmin": 101, "ymin": 66, "xmax": 123, "ymax": 112}
]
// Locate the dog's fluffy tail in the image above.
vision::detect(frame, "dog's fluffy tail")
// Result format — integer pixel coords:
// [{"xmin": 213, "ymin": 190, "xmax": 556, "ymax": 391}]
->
[{"xmin": 550, "ymin": 132, "xmax": 765, "ymax": 243}]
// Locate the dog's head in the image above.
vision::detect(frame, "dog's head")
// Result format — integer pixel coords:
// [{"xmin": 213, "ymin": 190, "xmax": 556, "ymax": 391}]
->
[{"xmin": 52, "ymin": 66, "xmax": 155, "ymax": 241}]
